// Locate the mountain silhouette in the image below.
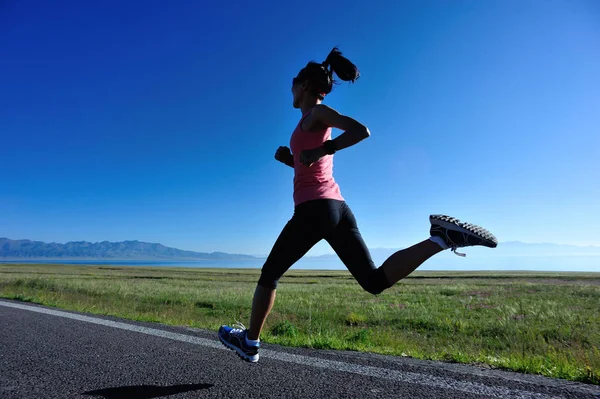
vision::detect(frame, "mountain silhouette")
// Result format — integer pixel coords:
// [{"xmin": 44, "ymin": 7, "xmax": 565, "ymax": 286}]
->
[{"xmin": 0, "ymin": 238, "xmax": 257, "ymax": 260}]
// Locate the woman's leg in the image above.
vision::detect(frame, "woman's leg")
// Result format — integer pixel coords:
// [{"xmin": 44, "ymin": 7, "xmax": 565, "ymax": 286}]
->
[
  {"xmin": 248, "ymin": 200, "xmax": 339, "ymax": 339},
  {"xmin": 326, "ymin": 206, "xmax": 497, "ymax": 294},
  {"xmin": 247, "ymin": 218, "xmax": 321, "ymax": 340},
  {"xmin": 247, "ymin": 285, "xmax": 277, "ymax": 340},
  {"xmin": 379, "ymin": 239, "xmax": 443, "ymax": 285},
  {"xmin": 218, "ymin": 210, "xmax": 324, "ymax": 362},
  {"xmin": 325, "ymin": 203, "xmax": 444, "ymax": 294}
]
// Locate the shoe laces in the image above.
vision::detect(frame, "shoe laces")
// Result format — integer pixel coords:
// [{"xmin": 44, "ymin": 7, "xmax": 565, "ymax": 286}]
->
[
  {"xmin": 451, "ymin": 247, "xmax": 466, "ymax": 257},
  {"xmin": 230, "ymin": 321, "xmax": 247, "ymax": 336}
]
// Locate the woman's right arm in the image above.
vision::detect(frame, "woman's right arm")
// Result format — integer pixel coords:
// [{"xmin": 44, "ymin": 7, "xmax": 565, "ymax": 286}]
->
[{"xmin": 275, "ymin": 146, "xmax": 295, "ymax": 168}]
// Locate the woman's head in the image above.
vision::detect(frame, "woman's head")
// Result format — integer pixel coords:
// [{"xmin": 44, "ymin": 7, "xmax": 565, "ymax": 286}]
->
[{"xmin": 292, "ymin": 47, "xmax": 360, "ymax": 109}]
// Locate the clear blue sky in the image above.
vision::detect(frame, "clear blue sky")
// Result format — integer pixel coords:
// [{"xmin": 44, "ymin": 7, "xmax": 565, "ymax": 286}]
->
[{"xmin": 1, "ymin": 0, "xmax": 599, "ymax": 256}]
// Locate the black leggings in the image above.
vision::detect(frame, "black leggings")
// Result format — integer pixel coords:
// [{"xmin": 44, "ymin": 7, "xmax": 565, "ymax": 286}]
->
[{"xmin": 257, "ymin": 199, "xmax": 392, "ymax": 295}]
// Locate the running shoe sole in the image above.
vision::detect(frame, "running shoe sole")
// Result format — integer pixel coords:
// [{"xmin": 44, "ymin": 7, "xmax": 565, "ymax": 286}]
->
[
  {"xmin": 218, "ymin": 333, "xmax": 259, "ymax": 363},
  {"xmin": 430, "ymin": 214, "xmax": 498, "ymax": 248}
]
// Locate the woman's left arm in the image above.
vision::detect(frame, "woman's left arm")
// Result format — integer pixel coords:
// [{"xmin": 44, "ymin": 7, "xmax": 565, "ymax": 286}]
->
[
  {"xmin": 299, "ymin": 105, "xmax": 370, "ymax": 166},
  {"xmin": 310, "ymin": 104, "xmax": 370, "ymax": 152}
]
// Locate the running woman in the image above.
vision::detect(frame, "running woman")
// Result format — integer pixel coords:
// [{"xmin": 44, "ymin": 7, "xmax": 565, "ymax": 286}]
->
[{"xmin": 219, "ymin": 47, "xmax": 497, "ymax": 363}]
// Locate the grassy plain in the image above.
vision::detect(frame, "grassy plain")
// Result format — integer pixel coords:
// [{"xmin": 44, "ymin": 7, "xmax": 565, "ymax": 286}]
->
[{"xmin": 0, "ymin": 264, "xmax": 598, "ymax": 384}]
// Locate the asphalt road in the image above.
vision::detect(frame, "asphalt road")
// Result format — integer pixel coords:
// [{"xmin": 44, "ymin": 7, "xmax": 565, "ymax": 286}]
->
[{"xmin": 1, "ymin": 299, "xmax": 599, "ymax": 399}]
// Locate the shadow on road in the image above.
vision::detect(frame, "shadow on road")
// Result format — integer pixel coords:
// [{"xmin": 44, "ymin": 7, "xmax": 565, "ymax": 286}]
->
[{"xmin": 82, "ymin": 382, "xmax": 213, "ymax": 398}]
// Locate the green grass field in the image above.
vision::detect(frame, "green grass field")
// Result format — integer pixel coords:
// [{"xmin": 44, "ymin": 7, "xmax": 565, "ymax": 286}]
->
[{"xmin": 1, "ymin": 264, "xmax": 598, "ymax": 385}]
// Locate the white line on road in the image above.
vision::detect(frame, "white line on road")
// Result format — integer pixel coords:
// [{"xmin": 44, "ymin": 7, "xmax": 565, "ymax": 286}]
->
[{"xmin": 1, "ymin": 300, "xmax": 565, "ymax": 399}]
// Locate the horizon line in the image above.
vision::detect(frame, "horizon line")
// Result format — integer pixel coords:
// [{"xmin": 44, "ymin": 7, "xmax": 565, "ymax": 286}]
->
[{"xmin": 3, "ymin": 237, "xmax": 600, "ymax": 255}]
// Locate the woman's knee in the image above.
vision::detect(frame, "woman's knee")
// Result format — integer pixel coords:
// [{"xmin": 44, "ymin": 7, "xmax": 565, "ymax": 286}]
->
[
  {"xmin": 359, "ymin": 268, "xmax": 392, "ymax": 295},
  {"xmin": 257, "ymin": 271, "xmax": 280, "ymax": 290}
]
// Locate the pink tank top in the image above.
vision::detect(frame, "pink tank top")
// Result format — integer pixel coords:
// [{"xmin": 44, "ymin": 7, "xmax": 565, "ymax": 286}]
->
[{"xmin": 290, "ymin": 110, "xmax": 344, "ymax": 206}]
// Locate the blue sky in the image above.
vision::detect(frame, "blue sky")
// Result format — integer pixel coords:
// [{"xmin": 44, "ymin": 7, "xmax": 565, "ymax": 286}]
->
[{"xmin": 1, "ymin": 0, "xmax": 599, "ymax": 256}]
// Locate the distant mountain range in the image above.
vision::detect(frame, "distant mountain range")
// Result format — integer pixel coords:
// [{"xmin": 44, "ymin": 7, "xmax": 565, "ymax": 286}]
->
[{"xmin": 0, "ymin": 238, "xmax": 257, "ymax": 260}]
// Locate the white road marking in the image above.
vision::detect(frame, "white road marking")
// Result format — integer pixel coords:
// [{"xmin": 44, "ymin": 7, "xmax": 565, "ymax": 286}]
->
[{"xmin": 1, "ymin": 300, "xmax": 565, "ymax": 399}]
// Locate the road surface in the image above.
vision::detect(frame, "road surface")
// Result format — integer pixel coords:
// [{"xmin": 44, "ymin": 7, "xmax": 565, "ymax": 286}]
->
[{"xmin": 1, "ymin": 299, "xmax": 598, "ymax": 398}]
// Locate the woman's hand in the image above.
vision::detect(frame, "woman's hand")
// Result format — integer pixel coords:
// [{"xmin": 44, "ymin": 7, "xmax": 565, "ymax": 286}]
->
[
  {"xmin": 275, "ymin": 146, "xmax": 294, "ymax": 167},
  {"xmin": 300, "ymin": 146, "xmax": 327, "ymax": 167}
]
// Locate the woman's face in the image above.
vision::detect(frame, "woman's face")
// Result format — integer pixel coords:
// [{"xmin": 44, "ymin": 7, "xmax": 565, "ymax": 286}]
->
[{"xmin": 291, "ymin": 77, "xmax": 304, "ymax": 109}]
